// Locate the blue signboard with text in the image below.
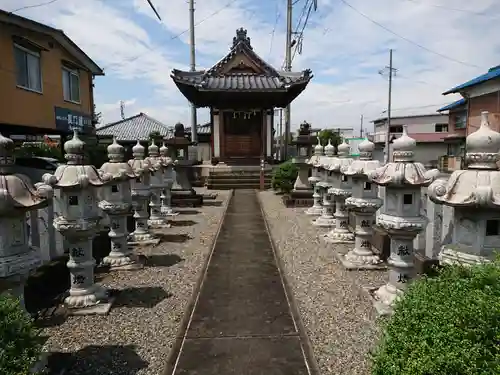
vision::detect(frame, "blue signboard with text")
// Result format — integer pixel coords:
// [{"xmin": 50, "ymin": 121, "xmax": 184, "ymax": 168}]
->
[{"xmin": 54, "ymin": 107, "xmax": 92, "ymax": 134}]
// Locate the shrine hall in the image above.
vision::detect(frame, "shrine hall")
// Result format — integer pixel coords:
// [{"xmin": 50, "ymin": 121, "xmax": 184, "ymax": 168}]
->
[{"xmin": 171, "ymin": 28, "xmax": 313, "ymax": 165}]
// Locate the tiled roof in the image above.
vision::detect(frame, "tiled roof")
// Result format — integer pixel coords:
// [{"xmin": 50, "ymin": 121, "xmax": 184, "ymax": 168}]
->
[
  {"xmin": 437, "ymin": 98, "xmax": 467, "ymax": 112},
  {"xmin": 96, "ymin": 113, "xmax": 172, "ymax": 142},
  {"xmin": 170, "ymin": 28, "xmax": 312, "ymax": 92},
  {"xmin": 183, "ymin": 123, "xmax": 211, "ymax": 136},
  {"xmin": 443, "ymin": 65, "xmax": 500, "ymax": 95},
  {"xmin": 171, "ymin": 70, "xmax": 311, "ymax": 91}
]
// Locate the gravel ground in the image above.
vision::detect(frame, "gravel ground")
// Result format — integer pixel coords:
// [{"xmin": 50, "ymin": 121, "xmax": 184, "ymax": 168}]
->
[
  {"xmin": 259, "ymin": 191, "xmax": 388, "ymax": 375},
  {"xmin": 42, "ymin": 190, "xmax": 231, "ymax": 375}
]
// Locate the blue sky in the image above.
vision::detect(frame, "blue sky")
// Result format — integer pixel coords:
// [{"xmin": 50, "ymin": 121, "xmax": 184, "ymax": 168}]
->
[{"xmin": 4, "ymin": 0, "xmax": 500, "ymax": 133}]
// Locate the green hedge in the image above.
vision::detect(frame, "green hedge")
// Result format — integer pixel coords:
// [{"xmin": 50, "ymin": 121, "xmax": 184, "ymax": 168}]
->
[
  {"xmin": 0, "ymin": 294, "xmax": 43, "ymax": 375},
  {"xmin": 271, "ymin": 160, "xmax": 298, "ymax": 194},
  {"xmin": 371, "ymin": 258, "xmax": 500, "ymax": 375}
]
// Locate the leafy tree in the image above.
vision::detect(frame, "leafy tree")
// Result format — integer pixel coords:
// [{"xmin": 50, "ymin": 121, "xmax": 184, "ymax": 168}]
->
[
  {"xmin": 318, "ymin": 129, "xmax": 342, "ymax": 148},
  {"xmin": 92, "ymin": 104, "xmax": 102, "ymax": 126},
  {"xmin": 148, "ymin": 131, "xmax": 162, "ymax": 143}
]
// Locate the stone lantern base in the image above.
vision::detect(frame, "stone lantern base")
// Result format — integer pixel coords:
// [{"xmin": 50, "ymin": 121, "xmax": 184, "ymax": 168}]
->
[
  {"xmin": 439, "ymin": 245, "xmax": 493, "ymax": 266},
  {"xmin": 65, "ymin": 284, "xmax": 115, "ymax": 316}
]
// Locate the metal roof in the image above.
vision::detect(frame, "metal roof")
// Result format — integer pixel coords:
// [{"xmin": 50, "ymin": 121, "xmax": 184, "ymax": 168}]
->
[
  {"xmin": 437, "ymin": 98, "xmax": 467, "ymax": 112},
  {"xmin": 443, "ymin": 65, "xmax": 500, "ymax": 95},
  {"xmin": 96, "ymin": 113, "xmax": 172, "ymax": 142}
]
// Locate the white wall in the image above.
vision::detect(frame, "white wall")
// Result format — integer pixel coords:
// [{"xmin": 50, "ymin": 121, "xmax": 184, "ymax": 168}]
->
[{"xmin": 373, "ymin": 114, "xmax": 449, "ymax": 143}]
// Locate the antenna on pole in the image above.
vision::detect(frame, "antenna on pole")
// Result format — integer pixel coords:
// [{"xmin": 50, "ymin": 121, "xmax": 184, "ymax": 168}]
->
[{"xmin": 120, "ymin": 100, "xmax": 125, "ymax": 120}]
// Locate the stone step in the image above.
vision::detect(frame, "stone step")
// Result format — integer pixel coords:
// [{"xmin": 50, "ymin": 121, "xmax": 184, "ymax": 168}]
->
[{"xmin": 208, "ymin": 183, "xmax": 271, "ymax": 190}]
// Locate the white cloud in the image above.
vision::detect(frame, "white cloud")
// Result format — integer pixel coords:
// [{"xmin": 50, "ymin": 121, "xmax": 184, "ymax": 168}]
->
[{"xmin": 4, "ymin": 0, "xmax": 500, "ymax": 133}]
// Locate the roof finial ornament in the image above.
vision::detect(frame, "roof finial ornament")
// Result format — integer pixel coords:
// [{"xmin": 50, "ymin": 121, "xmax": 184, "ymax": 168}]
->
[{"xmin": 232, "ymin": 28, "xmax": 252, "ymax": 49}]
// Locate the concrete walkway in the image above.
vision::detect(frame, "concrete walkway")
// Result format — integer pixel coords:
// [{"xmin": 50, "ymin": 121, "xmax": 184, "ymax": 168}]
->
[{"xmin": 169, "ymin": 190, "xmax": 313, "ymax": 375}]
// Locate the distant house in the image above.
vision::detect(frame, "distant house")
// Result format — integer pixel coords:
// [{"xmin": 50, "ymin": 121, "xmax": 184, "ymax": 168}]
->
[
  {"xmin": 437, "ymin": 98, "xmax": 467, "ymax": 169},
  {"xmin": 371, "ymin": 113, "xmax": 452, "ymax": 167},
  {"xmin": 96, "ymin": 113, "xmax": 212, "ymax": 161},
  {"xmin": 442, "ymin": 65, "xmax": 500, "ymax": 134},
  {"xmin": 0, "ymin": 10, "xmax": 103, "ymax": 139}
]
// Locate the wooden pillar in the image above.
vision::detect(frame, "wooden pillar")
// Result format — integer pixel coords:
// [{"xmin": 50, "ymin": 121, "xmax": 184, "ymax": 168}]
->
[
  {"xmin": 266, "ymin": 109, "xmax": 273, "ymax": 157},
  {"xmin": 212, "ymin": 108, "xmax": 221, "ymax": 158}
]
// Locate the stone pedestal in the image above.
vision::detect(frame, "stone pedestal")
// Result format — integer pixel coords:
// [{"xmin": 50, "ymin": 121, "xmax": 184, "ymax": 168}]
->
[
  {"xmin": 339, "ymin": 138, "xmax": 384, "ymax": 268},
  {"xmin": 305, "ymin": 176, "xmax": 322, "ymax": 216},
  {"xmin": 146, "ymin": 141, "xmax": 169, "ymax": 227},
  {"xmin": 44, "ymin": 130, "xmax": 116, "ymax": 315},
  {"xmin": 0, "ymin": 132, "xmax": 52, "ymax": 312},
  {"xmin": 166, "ymin": 123, "xmax": 203, "ymax": 207},
  {"xmin": 428, "ymin": 111, "xmax": 500, "ymax": 266},
  {"xmin": 100, "ymin": 137, "xmax": 143, "ymax": 270},
  {"xmin": 322, "ymin": 140, "xmax": 354, "ymax": 243},
  {"xmin": 367, "ymin": 126, "xmax": 438, "ymax": 315},
  {"xmin": 312, "ymin": 182, "xmax": 335, "ymax": 227},
  {"xmin": 128, "ymin": 141, "xmax": 160, "ymax": 246},
  {"xmin": 324, "ymin": 189, "xmax": 354, "ymax": 244}
]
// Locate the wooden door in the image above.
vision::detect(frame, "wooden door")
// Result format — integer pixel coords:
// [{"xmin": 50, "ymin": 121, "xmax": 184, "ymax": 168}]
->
[{"xmin": 223, "ymin": 111, "xmax": 262, "ymax": 159}]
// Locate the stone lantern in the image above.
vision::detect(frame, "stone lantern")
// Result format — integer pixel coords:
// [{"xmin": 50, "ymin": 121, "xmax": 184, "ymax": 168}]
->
[
  {"xmin": 160, "ymin": 141, "xmax": 177, "ymax": 217},
  {"xmin": 165, "ymin": 123, "xmax": 203, "ymax": 207},
  {"xmin": 313, "ymin": 140, "xmax": 336, "ymax": 227},
  {"xmin": 145, "ymin": 140, "xmax": 168, "ymax": 227},
  {"xmin": 0, "ymin": 133, "xmax": 53, "ymax": 309},
  {"xmin": 322, "ymin": 140, "xmax": 354, "ymax": 243},
  {"xmin": 99, "ymin": 137, "xmax": 142, "ymax": 270},
  {"xmin": 368, "ymin": 126, "xmax": 438, "ymax": 315},
  {"xmin": 127, "ymin": 141, "xmax": 159, "ymax": 245},
  {"xmin": 341, "ymin": 138, "xmax": 383, "ymax": 268},
  {"xmin": 290, "ymin": 121, "xmax": 315, "ymax": 201},
  {"xmin": 305, "ymin": 137, "xmax": 324, "ymax": 216},
  {"xmin": 428, "ymin": 111, "xmax": 500, "ymax": 265},
  {"xmin": 43, "ymin": 130, "xmax": 114, "ymax": 314}
]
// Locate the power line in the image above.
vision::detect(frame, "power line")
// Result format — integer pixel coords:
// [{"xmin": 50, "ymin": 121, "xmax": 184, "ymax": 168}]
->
[
  {"xmin": 146, "ymin": 0, "xmax": 161, "ymax": 21},
  {"xmin": 8, "ymin": 0, "xmax": 60, "ymax": 13},
  {"xmin": 337, "ymin": 0, "xmax": 481, "ymax": 69},
  {"xmin": 268, "ymin": 0, "xmax": 281, "ymax": 59},
  {"xmin": 402, "ymin": 0, "xmax": 497, "ymax": 17},
  {"xmin": 104, "ymin": 0, "xmax": 240, "ymax": 70}
]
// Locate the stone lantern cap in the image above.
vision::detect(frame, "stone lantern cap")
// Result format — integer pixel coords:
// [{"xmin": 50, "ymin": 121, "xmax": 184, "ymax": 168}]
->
[
  {"xmin": 369, "ymin": 126, "xmax": 438, "ymax": 187},
  {"xmin": 43, "ymin": 130, "xmax": 112, "ymax": 189},
  {"xmin": 0, "ymin": 133, "xmax": 52, "ymax": 214},
  {"xmin": 100, "ymin": 137, "xmax": 136, "ymax": 180},
  {"xmin": 428, "ymin": 111, "xmax": 500, "ymax": 207},
  {"xmin": 307, "ymin": 137, "xmax": 324, "ymax": 166},
  {"xmin": 326, "ymin": 139, "xmax": 352, "ymax": 173},
  {"xmin": 342, "ymin": 138, "xmax": 380, "ymax": 178},
  {"xmin": 128, "ymin": 140, "xmax": 153, "ymax": 176},
  {"xmin": 160, "ymin": 142, "xmax": 174, "ymax": 166},
  {"xmin": 145, "ymin": 140, "xmax": 164, "ymax": 171}
]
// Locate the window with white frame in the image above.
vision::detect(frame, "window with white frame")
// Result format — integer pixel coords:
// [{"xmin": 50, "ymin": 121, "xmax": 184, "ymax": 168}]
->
[
  {"xmin": 62, "ymin": 67, "xmax": 80, "ymax": 103},
  {"xmin": 14, "ymin": 44, "xmax": 42, "ymax": 92}
]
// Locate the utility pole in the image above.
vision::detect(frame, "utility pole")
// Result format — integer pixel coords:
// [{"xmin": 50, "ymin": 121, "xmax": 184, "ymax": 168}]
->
[
  {"xmin": 360, "ymin": 114, "xmax": 364, "ymax": 137},
  {"xmin": 120, "ymin": 100, "xmax": 125, "ymax": 120},
  {"xmin": 283, "ymin": 0, "xmax": 293, "ymax": 160},
  {"xmin": 379, "ymin": 49, "xmax": 397, "ymax": 163},
  {"xmin": 189, "ymin": 0, "xmax": 198, "ymax": 145}
]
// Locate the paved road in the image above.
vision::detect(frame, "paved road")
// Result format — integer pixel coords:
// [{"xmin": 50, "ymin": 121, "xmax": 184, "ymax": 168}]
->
[{"xmin": 170, "ymin": 190, "xmax": 312, "ymax": 375}]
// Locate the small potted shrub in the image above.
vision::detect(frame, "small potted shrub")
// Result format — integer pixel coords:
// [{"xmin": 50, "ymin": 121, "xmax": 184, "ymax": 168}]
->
[
  {"xmin": 0, "ymin": 294, "xmax": 43, "ymax": 375},
  {"xmin": 371, "ymin": 257, "xmax": 500, "ymax": 375}
]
